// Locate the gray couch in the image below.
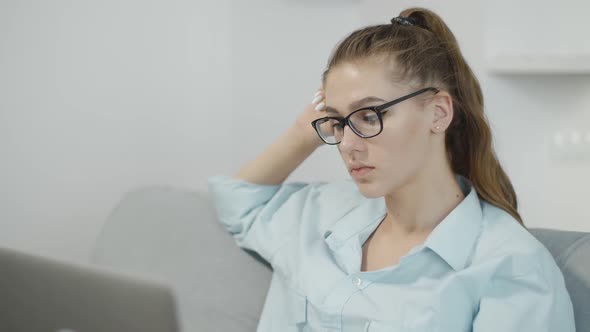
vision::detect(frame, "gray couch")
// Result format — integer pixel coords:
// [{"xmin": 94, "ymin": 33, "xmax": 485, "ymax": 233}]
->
[{"xmin": 91, "ymin": 185, "xmax": 590, "ymax": 332}]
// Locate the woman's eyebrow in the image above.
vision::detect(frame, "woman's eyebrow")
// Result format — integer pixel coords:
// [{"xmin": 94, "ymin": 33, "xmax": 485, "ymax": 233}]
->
[{"xmin": 324, "ymin": 96, "xmax": 386, "ymax": 114}]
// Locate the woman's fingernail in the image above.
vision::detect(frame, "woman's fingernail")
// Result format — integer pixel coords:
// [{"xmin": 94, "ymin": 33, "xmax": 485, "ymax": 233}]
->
[
  {"xmin": 314, "ymin": 90, "xmax": 322, "ymax": 97},
  {"xmin": 315, "ymin": 101, "xmax": 325, "ymax": 112},
  {"xmin": 311, "ymin": 95, "xmax": 322, "ymax": 104}
]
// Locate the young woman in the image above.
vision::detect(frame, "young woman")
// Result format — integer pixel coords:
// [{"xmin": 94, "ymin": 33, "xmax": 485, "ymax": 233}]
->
[{"xmin": 209, "ymin": 7, "xmax": 575, "ymax": 332}]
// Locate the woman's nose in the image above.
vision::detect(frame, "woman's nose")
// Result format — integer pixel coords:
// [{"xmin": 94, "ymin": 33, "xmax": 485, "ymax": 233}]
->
[{"xmin": 338, "ymin": 125, "xmax": 364, "ymax": 153}]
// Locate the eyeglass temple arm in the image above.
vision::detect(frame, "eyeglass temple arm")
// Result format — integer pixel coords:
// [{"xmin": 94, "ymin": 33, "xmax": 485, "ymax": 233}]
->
[{"xmin": 376, "ymin": 87, "xmax": 439, "ymax": 111}]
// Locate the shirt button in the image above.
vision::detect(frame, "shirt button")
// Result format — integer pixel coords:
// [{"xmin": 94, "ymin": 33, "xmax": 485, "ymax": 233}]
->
[{"xmin": 352, "ymin": 276, "xmax": 363, "ymax": 288}]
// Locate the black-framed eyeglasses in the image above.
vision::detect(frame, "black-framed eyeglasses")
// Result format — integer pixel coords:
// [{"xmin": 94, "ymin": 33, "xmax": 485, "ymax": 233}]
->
[{"xmin": 310, "ymin": 87, "xmax": 439, "ymax": 145}]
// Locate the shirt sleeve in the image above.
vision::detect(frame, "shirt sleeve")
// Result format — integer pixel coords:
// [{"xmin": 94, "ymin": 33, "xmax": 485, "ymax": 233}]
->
[
  {"xmin": 472, "ymin": 258, "xmax": 576, "ymax": 332},
  {"xmin": 207, "ymin": 175, "xmax": 321, "ymax": 266}
]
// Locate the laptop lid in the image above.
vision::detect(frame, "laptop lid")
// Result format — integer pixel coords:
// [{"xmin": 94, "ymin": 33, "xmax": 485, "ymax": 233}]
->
[{"xmin": 0, "ymin": 247, "xmax": 180, "ymax": 332}]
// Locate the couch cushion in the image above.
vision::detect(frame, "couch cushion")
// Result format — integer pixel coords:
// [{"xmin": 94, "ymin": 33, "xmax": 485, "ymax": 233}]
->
[
  {"xmin": 530, "ymin": 228, "xmax": 590, "ymax": 332},
  {"xmin": 91, "ymin": 186, "xmax": 272, "ymax": 332}
]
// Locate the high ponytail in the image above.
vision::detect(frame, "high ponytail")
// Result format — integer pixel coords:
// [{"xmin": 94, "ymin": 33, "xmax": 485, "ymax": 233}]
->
[{"xmin": 324, "ymin": 7, "xmax": 523, "ymax": 224}]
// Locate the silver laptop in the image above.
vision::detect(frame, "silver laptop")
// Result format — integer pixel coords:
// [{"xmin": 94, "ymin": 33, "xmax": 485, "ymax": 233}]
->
[{"xmin": 0, "ymin": 246, "xmax": 179, "ymax": 332}]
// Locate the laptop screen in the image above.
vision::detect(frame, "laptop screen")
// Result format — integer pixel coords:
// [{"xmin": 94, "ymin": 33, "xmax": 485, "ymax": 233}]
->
[{"xmin": 0, "ymin": 247, "xmax": 180, "ymax": 332}]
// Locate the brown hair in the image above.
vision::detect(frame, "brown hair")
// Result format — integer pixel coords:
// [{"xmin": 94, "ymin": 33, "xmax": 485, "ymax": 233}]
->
[{"xmin": 322, "ymin": 7, "xmax": 523, "ymax": 225}]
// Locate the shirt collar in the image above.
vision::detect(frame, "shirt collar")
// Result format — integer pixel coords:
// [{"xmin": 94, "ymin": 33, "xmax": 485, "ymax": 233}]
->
[
  {"xmin": 323, "ymin": 175, "xmax": 483, "ymax": 271},
  {"xmin": 423, "ymin": 175, "xmax": 483, "ymax": 271},
  {"xmin": 322, "ymin": 195, "xmax": 386, "ymax": 251}
]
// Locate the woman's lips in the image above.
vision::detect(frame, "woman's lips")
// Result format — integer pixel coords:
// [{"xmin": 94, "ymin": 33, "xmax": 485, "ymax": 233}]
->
[{"xmin": 351, "ymin": 166, "xmax": 375, "ymax": 179}]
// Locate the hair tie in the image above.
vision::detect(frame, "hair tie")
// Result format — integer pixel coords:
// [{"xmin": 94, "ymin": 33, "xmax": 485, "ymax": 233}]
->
[{"xmin": 390, "ymin": 16, "xmax": 416, "ymax": 26}]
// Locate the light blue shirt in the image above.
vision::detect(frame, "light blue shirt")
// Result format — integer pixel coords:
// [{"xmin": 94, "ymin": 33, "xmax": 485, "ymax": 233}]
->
[{"xmin": 208, "ymin": 175, "xmax": 575, "ymax": 332}]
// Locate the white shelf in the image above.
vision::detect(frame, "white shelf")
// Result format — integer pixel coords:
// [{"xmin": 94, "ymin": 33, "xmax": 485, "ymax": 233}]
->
[{"xmin": 487, "ymin": 54, "xmax": 590, "ymax": 74}]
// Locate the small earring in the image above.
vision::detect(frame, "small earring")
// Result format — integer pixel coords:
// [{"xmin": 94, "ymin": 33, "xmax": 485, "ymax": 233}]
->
[{"xmin": 435, "ymin": 125, "xmax": 441, "ymax": 130}]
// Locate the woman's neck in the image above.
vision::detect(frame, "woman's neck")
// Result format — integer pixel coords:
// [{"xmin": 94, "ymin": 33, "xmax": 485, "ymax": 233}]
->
[{"xmin": 382, "ymin": 166, "xmax": 465, "ymax": 236}]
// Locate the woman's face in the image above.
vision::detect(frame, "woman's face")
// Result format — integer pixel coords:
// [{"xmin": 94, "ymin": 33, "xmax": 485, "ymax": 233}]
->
[{"xmin": 324, "ymin": 59, "xmax": 438, "ymax": 198}]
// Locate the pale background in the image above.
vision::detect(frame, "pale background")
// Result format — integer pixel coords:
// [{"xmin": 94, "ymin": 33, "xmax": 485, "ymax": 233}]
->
[{"xmin": 2, "ymin": 0, "xmax": 589, "ymax": 263}]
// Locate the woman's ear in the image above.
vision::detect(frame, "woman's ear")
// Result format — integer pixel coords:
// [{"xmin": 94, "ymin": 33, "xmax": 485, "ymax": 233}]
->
[{"xmin": 430, "ymin": 91, "xmax": 453, "ymax": 133}]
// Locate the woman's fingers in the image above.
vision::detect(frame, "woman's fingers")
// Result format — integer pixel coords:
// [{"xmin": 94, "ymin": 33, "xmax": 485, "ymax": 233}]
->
[{"xmin": 311, "ymin": 88, "xmax": 325, "ymax": 112}]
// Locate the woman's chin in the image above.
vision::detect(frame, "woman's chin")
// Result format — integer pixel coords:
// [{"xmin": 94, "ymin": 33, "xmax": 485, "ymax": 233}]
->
[{"xmin": 355, "ymin": 181, "xmax": 386, "ymax": 198}]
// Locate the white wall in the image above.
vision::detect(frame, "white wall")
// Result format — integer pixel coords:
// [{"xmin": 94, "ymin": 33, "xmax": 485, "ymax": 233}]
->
[
  {"xmin": 1, "ymin": 0, "xmax": 589, "ymax": 263},
  {"xmin": 1, "ymin": 0, "xmax": 234, "ymax": 261},
  {"xmin": 482, "ymin": 0, "xmax": 590, "ymax": 233}
]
